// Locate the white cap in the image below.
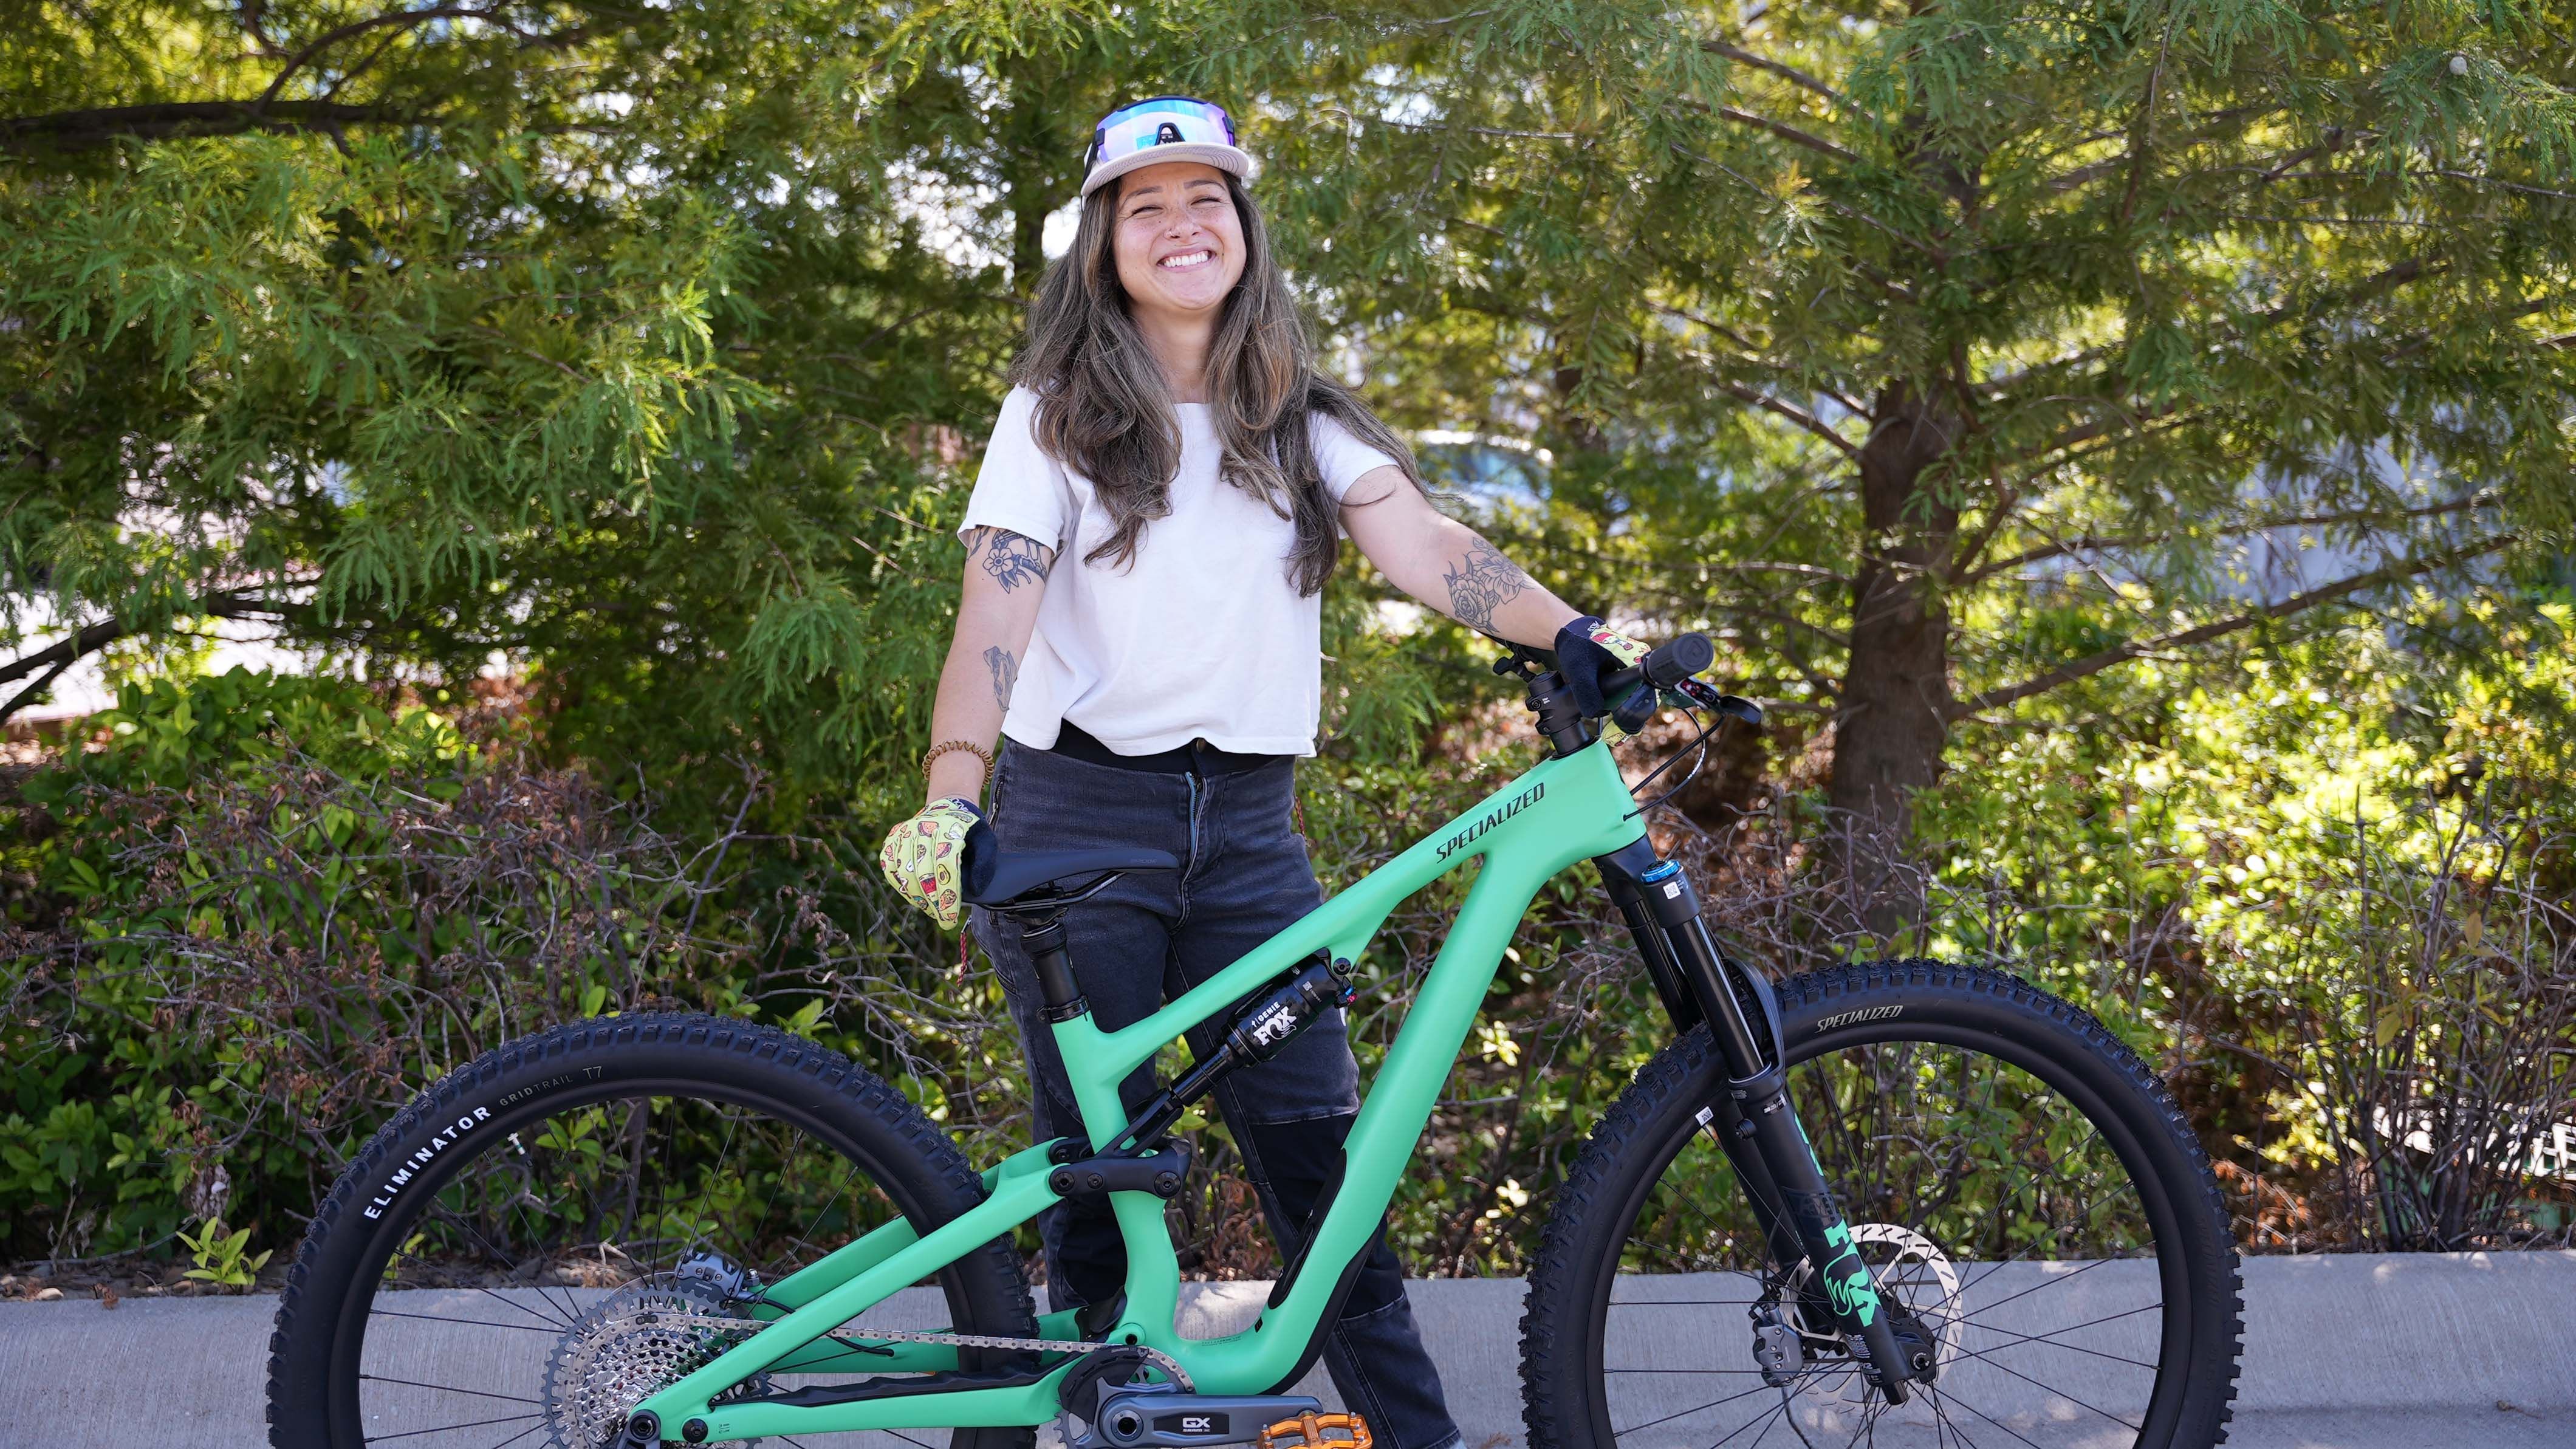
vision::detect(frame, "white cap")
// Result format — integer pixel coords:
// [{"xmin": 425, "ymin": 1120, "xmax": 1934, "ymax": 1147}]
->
[{"xmin": 1080, "ymin": 96, "xmax": 1255, "ymax": 199}]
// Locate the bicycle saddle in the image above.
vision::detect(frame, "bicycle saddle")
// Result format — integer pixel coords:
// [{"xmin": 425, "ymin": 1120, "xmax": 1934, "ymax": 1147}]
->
[{"xmin": 961, "ymin": 841, "xmax": 1180, "ymax": 908}]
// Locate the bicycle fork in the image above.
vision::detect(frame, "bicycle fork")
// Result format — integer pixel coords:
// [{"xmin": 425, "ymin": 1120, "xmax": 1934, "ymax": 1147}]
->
[{"xmin": 1595, "ymin": 840, "xmax": 1922, "ymax": 1403}]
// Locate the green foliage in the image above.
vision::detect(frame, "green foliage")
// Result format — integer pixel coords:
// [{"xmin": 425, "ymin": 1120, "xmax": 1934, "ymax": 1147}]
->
[
  {"xmin": 0, "ymin": 669, "xmax": 809, "ymax": 1259},
  {"xmin": 177, "ymin": 1216, "xmax": 272, "ymax": 1289},
  {"xmin": 7, "ymin": 2, "xmax": 2574, "ymax": 1273}
]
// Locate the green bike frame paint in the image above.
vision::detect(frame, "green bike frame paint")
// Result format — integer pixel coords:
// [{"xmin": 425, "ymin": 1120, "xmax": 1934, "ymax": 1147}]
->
[
  {"xmin": 635, "ymin": 725, "xmax": 1914, "ymax": 1434},
  {"xmin": 635, "ymin": 739, "xmax": 1643, "ymax": 1439}
]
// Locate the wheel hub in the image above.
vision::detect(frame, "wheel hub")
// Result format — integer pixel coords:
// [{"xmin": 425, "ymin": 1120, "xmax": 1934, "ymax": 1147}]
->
[{"xmin": 1758, "ymin": 1222, "xmax": 1961, "ymax": 1390}]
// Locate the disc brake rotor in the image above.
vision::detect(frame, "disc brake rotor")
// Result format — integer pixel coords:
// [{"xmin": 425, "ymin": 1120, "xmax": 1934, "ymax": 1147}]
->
[
  {"xmin": 1767, "ymin": 1220, "xmax": 1962, "ymax": 1396},
  {"xmin": 1847, "ymin": 1221, "xmax": 1962, "ymax": 1366}
]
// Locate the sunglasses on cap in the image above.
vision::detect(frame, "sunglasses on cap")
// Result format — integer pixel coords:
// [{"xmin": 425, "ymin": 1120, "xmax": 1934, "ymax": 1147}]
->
[{"xmin": 1085, "ymin": 95, "xmax": 1238, "ymax": 168}]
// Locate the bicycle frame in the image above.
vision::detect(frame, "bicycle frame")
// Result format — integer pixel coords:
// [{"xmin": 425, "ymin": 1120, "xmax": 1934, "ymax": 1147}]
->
[{"xmin": 634, "ymin": 738, "xmax": 1647, "ymax": 1441}]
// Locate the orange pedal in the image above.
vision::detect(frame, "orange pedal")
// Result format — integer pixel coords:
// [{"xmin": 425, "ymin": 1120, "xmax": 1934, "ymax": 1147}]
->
[{"xmin": 1259, "ymin": 1411, "xmax": 1372, "ymax": 1449}]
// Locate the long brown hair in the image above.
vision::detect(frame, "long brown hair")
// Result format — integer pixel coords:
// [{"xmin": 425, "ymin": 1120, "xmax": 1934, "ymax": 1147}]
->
[{"xmin": 1008, "ymin": 171, "xmax": 1423, "ymax": 596}]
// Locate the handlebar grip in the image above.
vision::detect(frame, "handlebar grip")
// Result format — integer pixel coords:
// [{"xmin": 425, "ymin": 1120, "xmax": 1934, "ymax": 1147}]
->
[{"xmin": 1601, "ymin": 632, "xmax": 1716, "ymax": 700}]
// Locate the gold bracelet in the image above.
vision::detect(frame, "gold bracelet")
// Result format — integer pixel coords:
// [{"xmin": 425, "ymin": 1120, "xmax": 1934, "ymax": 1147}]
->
[{"xmin": 920, "ymin": 738, "xmax": 995, "ymax": 784}]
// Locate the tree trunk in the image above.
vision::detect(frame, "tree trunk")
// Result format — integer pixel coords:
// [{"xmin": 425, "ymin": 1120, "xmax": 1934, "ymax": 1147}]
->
[{"xmin": 1824, "ymin": 382, "xmax": 1961, "ymax": 938}]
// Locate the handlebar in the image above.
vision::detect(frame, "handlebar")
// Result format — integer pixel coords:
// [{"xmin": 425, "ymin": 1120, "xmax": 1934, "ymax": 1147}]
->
[
  {"xmin": 1601, "ymin": 633, "xmax": 1765, "ymax": 727},
  {"xmin": 1601, "ymin": 633, "xmax": 1716, "ymax": 699}
]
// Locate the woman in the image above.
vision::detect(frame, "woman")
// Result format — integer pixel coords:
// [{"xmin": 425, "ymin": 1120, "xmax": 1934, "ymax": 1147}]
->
[{"xmin": 878, "ymin": 95, "xmax": 1649, "ymax": 1449}]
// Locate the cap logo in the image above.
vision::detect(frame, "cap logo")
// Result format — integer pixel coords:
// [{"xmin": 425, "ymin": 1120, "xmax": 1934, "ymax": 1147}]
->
[{"xmin": 1079, "ymin": 94, "xmax": 1251, "ymax": 196}]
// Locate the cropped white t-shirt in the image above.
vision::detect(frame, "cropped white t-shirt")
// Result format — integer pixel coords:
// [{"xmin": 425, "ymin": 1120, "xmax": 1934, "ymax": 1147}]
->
[{"xmin": 958, "ymin": 384, "xmax": 1400, "ymax": 757}]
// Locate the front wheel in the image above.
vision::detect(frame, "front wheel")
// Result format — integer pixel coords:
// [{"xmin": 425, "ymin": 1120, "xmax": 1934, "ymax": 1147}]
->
[{"xmin": 1522, "ymin": 961, "xmax": 2242, "ymax": 1449}]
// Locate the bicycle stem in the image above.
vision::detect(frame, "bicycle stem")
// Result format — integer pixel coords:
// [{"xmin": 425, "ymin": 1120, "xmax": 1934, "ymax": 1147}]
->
[{"xmin": 1594, "ymin": 838, "xmax": 1920, "ymax": 1403}]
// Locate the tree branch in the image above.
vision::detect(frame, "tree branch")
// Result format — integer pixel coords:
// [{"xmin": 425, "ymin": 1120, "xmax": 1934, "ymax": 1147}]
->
[
  {"xmin": 0, "ymin": 590, "xmax": 312, "ymax": 722},
  {"xmin": 2019, "ymin": 399, "xmax": 2193, "ymax": 464},
  {"xmin": 0, "ymin": 656, "xmax": 80, "ymax": 728},
  {"xmin": 1962, "ymin": 492, "xmax": 2499, "ymax": 584},
  {"xmin": 1709, "ymin": 377, "xmax": 1864, "ymax": 459},
  {"xmin": 0, "ymin": 618, "xmax": 125, "ymax": 691},
  {"xmin": 1944, "ymin": 475, "xmax": 2020, "ymax": 584},
  {"xmin": 1653, "ymin": 303, "xmax": 1873, "ymax": 418},
  {"xmin": 1702, "ymin": 103, "xmax": 1862, "ymax": 165},
  {"xmin": 0, "ymin": 100, "xmax": 418, "ymax": 152},
  {"xmin": 1699, "ymin": 39, "xmax": 1847, "ymax": 107},
  {"xmin": 255, "ymin": 4, "xmax": 497, "ymax": 110},
  {"xmin": 1948, "ymin": 534, "xmax": 2516, "ymax": 718}
]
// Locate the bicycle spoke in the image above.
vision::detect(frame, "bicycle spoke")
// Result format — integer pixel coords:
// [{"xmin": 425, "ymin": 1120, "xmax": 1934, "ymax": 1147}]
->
[
  {"xmin": 1950, "ymin": 1348, "xmax": 2145, "ymax": 1431},
  {"xmin": 1917, "ymin": 1384, "xmax": 2052, "ymax": 1449},
  {"xmin": 367, "ymin": 1307, "xmax": 562, "ymax": 1334},
  {"xmin": 1704, "ymin": 1394, "xmax": 1793, "ymax": 1449},
  {"xmin": 1614, "ymin": 1378, "xmax": 1782, "ymax": 1437},
  {"xmin": 1594, "ymin": 1021, "xmax": 2177, "ymax": 1449},
  {"xmin": 360, "ymin": 1373, "xmax": 543, "ymax": 1405},
  {"xmin": 1948, "ymin": 1253, "xmax": 2126, "ymax": 1327},
  {"xmin": 367, "ymin": 1411, "xmax": 543, "ymax": 1444},
  {"xmin": 473, "ymin": 1422, "xmax": 546, "ymax": 1449},
  {"xmin": 1951, "ymin": 1317, "xmax": 2160, "ymax": 1371},
  {"xmin": 1922, "ymin": 1385, "xmax": 1987, "ymax": 1449}
]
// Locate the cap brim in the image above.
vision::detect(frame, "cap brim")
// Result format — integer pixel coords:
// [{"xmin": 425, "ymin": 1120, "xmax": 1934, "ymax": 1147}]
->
[{"xmin": 1080, "ymin": 142, "xmax": 1253, "ymax": 199}]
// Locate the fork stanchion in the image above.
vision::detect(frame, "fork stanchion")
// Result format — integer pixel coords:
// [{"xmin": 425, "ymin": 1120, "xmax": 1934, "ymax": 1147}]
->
[{"xmin": 1592, "ymin": 837, "xmax": 1922, "ymax": 1403}]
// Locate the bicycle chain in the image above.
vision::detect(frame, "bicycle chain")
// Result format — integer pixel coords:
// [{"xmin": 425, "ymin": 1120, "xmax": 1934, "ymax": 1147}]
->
[
  {"xmin": 829, "ymin": 1324, "xmax": 1193, "ymax": 1392},
  {"xmin": 601, "ymin": 1312, "xmax": 1194, "ymax": 1392}
]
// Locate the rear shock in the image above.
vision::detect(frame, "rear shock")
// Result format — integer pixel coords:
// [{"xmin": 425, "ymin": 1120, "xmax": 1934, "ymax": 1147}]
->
[{"xmin": 1594, "ymin": 840, "xmax": 1922, "ymax": 1401}]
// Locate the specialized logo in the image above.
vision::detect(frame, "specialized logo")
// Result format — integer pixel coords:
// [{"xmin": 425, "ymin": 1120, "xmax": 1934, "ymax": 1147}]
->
[
  {"xmin": 363, "ymin": 1107, "xmax": 493, "ymax": 1219},
  {"xmin": 1434, "ymin": 781, "xmax": 1544, "ymax": 861},
  {"xmin": 1813, "ymin": 1004, "xmax": 1903, "ymax": 1034}
]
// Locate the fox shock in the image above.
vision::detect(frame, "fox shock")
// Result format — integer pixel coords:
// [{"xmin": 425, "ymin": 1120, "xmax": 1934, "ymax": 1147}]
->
[{"xmin": 1594, "ymin": 839, "xmax": 1919, "ymax": 1402}]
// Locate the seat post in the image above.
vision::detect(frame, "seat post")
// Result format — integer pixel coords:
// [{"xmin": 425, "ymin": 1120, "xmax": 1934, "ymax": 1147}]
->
[{"xmin": 1019, "ymin": 916, "xmax": 1089, "ymax": 1022}]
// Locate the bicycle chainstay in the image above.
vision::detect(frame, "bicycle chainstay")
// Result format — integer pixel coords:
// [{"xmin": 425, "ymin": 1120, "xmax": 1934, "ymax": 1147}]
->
[{"xmin": 587, "ymin": 1310, "xmax": 1195, "ymax": 1391}]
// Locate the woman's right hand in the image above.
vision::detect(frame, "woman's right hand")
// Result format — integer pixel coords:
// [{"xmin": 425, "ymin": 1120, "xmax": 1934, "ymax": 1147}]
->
[{"xmin": 877, "ymin": 796, "xmax": 984, "ymax": 931}]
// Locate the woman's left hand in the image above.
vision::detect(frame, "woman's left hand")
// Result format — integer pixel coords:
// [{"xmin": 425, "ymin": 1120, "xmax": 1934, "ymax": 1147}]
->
[{"xmin": 1554, "ymin": 615, "xmax": 1656, "ymax": 739}]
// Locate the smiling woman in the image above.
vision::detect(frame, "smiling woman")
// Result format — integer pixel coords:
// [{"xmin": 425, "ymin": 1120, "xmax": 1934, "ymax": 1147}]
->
[{"xmin": 869, "ymin": 92, "xmax": 1659, "ymax": 1449}]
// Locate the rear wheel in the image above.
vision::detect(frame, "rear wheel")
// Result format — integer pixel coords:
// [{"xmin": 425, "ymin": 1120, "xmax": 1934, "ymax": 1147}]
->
[
  {"xmin": 1522, "ymin": 961, "xmax": 2242, "ymax": 1449},
  {"xmin": 265, "ymin": 1013, "xmax": 1039, "ymax": 1449}
]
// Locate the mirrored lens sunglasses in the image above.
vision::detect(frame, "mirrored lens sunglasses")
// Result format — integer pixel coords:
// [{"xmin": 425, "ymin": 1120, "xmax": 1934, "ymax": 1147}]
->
[{"xmin": 1085, "ymin": 96, "xmax": 1238, "ymax": 170}]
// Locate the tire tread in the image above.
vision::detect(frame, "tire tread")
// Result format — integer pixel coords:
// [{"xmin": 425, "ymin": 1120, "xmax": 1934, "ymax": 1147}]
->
[
  {"xmin": 264, "ymin": 1013, "xmax": 1036, "ymax": 1447},
  {"xmin": 1519, "ymin": 961, "xmax": 2242, "ymax": 1449}
]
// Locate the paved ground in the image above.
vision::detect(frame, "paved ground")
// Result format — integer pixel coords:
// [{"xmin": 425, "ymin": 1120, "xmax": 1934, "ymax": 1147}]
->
[{"xmin": 4, "ymin": 1252, "xmax": 2567, "ymax": 1447}]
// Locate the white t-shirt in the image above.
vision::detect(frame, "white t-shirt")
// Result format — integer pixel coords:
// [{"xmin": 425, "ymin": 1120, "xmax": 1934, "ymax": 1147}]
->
[{"xmin": 958, "ymin": 384, "xmax": 1400, "ymax": 757}]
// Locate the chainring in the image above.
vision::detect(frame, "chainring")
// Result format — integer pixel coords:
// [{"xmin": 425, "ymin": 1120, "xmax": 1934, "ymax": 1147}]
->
[{"xmin": 541, "ymin": 1273, "xmax": 770, "ymax": 1449}]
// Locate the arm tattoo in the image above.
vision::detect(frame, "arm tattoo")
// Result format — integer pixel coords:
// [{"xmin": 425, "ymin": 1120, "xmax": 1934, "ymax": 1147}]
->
[
  {"xmin": 1442, "ymin": 535, "xmax": 1533, "ymax": 635},
  {"xmin": 965, "ymin": 526, "xmax": 1053, "ymax": 592},
  {"xmin": 984, "ymin": 645, "xmax": 1018, "ymax": 711}
]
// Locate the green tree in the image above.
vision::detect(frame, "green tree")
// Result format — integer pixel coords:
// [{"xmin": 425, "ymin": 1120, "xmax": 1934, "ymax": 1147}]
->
[
  {"xmin": 1216, "ymin": 0, "xmax": 2575, "ymax": 919},
  {"xmin": 12, "ymin": 0, "xmax": 2571, "ymax": 874},
  {"xmin": 0, "ymin": 1, "xmax": 1156, "ymax": 821}
]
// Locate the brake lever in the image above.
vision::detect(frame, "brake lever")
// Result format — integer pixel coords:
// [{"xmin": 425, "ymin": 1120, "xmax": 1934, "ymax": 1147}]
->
[{"xmin": 1674, "ymin": 678, "xmax": 1764, "ymax": 725}]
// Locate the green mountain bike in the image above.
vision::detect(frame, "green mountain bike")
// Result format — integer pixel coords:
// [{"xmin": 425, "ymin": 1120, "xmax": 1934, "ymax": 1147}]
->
[{"xmin": 267, "ymin": 637, "xmax": 2244, "ymax": 1449}]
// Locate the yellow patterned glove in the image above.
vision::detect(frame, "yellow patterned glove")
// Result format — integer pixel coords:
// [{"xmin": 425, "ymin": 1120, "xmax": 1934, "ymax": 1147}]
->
[
  {"xmin": 877, "ymin": 796, "xmax": 982, "ymax": 931},
  {"xmin": 1555, "ymin": 615, "xmax": 1656, "ymax": 741}
]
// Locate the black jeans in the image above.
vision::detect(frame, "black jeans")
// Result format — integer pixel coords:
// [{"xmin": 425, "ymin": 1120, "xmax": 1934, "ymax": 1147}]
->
[{"xmin": 971, "ymin": 738, "xmax": 1462, "ymax": 1449}]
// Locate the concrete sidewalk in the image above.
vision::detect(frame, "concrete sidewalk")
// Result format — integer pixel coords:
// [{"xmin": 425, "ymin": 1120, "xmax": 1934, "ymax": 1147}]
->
[{"xmin": 4, "ymin": 1252, "xmax": 2568, "ymax": 1447}]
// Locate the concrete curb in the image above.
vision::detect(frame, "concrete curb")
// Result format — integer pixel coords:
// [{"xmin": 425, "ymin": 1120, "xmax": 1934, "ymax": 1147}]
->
[{"xmin": 3, "ymin": 1252, "xmax": 2567, "ymax": 1447}]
